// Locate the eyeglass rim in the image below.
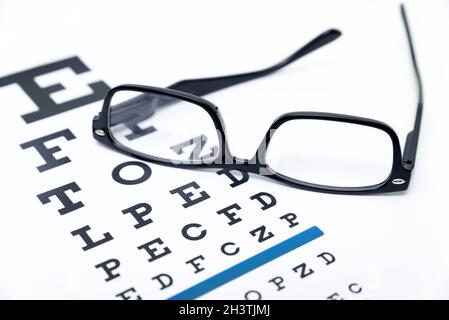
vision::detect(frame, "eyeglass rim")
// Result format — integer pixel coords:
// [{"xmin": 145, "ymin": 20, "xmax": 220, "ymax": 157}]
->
[{"xmin": 92, "ymin": 84, "xmax": 411, "ymax": 194}]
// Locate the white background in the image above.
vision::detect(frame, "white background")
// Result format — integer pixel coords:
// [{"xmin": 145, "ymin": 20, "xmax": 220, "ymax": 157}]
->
[{"xmin": 0, "ymin": 0, "xmax": 448, "ymax": 299}]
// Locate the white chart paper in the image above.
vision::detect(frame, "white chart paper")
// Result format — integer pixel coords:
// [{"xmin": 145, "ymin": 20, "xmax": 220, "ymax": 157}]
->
[{"xmin": 0, "ymin": 0, "xmax": 448, "ymax": 299}]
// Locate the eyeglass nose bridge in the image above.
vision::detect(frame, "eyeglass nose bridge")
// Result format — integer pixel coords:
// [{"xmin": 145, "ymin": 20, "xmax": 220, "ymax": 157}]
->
[{"xmin": 213, "ymin": 148, "xmax": 268, "ymax": 175}]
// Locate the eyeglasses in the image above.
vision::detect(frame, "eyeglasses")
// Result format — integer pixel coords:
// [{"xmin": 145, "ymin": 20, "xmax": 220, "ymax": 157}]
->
[{"xmin": 93, "ymin": 4, "xmax": 422, "ymax": 195}]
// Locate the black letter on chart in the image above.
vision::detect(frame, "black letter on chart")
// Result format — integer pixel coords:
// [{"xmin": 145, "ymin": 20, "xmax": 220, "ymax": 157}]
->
[
  {"xmin": 169, "ymin": 181, "xmax": 210, "ymax": 208},
  {"xmin": 327, "ymin": 293, "xmax": 343, "ymax": 300},
  {"xmin": 20, "ymin": 129, "xmax": 76, "ymax": 172},
  {"xmin": 112, "ymin": 161, "xmax": 152, "ymax": 185},
  {"xmin": 216, "ymin": 169, "xmax": 249, "ymax": 188},
  {"xmin": 71, "ymin": 225, "xmax": 114, "ymax": 251},
  {"xmin": 37, "ymin": 182, "xmax": 84, "ymax": 215},
  {"xmin": 268, "ymin": 276, "xmax": 286, "ymax": 291},
  {"xmin": 245, "ymin": 290, "xmax": 262, "ymax": 300},
  {"xmin": 185, "ymin": 255, "xmax": 206, "ymax": 274},
  {"xmin": 138, "ymin": 238, "xmax": 171, "ymax": 262},
  {"xmin": 249, "ymin": 225, "xmax": 274, "ymax": 243},
  {"xmin": 95, "ymin": 259, "xmax": 121, "ymax": 282},
  {"xmin": 0, "ymin": 56, "xmax": 109, "ymax": 123},
  {"xmin": 292, "ymin": 263, "xmax": 314, "ymax": 279},
  {"xmin": 220, "ymin": 242, "xmax": 240, "ymax": 256},
  {"xmin": 115, "ymin": 288, "xmax": 142, "ymax": 300},
  {"xmin": 181, "ymin": 223, "xmax": 207, "ymax": 241},
  {"xmin": 216, "ymin": 203, "xmax": 242, "ymax": 226},
  {"xmin": 349, "ymin": 283, "xmax": 362, "ymax": 294},
  {"xmin": 317, "ymin": 252, "xmax": 336, "ymax": 265},
  {"xmin": 279, "ymin": 213, "xmax": 299, "ymax": 228},
  {"xmin": 250, "ymin": 192, "xmax": 277, "ymax": 210},
  {"xmin": 151, "ymin": 273, "xmax": 173, "ymax": 290},
  {"xmin": 122, "ymin": 203, "xmax": 153, "ymax": 229}
]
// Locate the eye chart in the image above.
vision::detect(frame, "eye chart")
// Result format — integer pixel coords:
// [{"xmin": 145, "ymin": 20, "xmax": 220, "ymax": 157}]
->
[{"xmin": 0, "ymin": 0, "xmax": 448, "ymax": 299}]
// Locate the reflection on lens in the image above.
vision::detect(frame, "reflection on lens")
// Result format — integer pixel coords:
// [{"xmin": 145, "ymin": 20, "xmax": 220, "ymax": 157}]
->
[
  {"xmin": 266, "ymin": 119, "xmax": 393, "ymax": 187},
  {"xmin": 109, "ymin": 90, "xmax": 220, "ymax": 164}
]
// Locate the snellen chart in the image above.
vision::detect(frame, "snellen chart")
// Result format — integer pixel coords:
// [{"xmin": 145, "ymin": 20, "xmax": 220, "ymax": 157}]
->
[{"xmin": 0, "ymin": 56, "xmax": 364, "ymax": 300}]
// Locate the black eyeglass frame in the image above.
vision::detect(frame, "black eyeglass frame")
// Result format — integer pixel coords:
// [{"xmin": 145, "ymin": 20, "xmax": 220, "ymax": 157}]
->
[{"xmin": 93, "ymin": 4, "xmax": 421, "ymax": 195}]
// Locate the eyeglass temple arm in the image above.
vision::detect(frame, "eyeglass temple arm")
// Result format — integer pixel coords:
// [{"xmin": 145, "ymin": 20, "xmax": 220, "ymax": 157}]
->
[
  {"xmin": 167, "ymin": 29, "xmax": 341, "ymax": 96},
  {"xmin": 401, "ymin": 4, "xmax": 423, "ymax": 171},
  {"xmin": 109, "ymin": 28, "xmax": 342, "ymax": 126}
]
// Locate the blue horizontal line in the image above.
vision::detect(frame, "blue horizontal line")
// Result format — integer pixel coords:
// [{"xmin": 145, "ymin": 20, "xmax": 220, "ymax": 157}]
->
[{"xmin": 169, "ymin": 226, "xmax": 324, "ymax": 300}]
